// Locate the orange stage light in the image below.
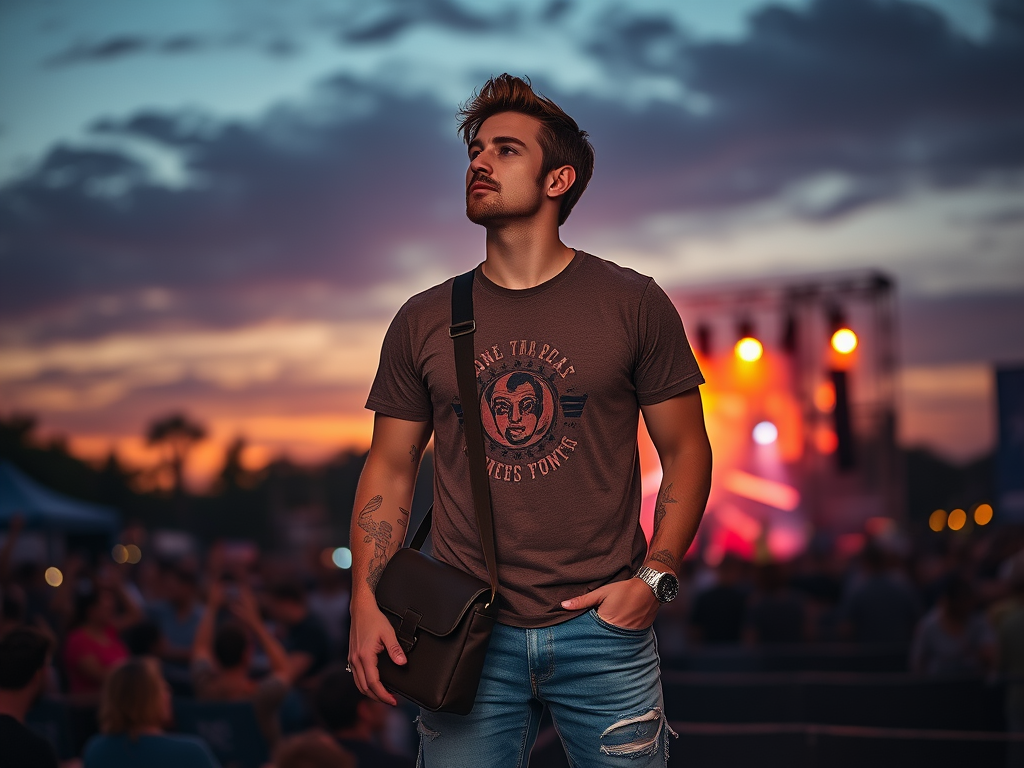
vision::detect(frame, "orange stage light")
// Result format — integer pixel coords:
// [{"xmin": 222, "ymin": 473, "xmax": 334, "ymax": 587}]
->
[
  {"xmin": 973, "ymin": 503, "xmax": 993, "ymax": 526},
  {"xmin": 831, "ymin": 328, "xmax": 858, "ymax": 354},
  {"xmin": 814, "ymin": 426, "xmax": 838, "ymax": 454},
  {"xmin": 735, "ymin": 337, "xmax": 763, "ymax": 362},
  {"xmin": 814, "ymin": 381, "xmax": 836, "ymax": 413},
  {"xmin": 724, "ymin": 469, "xmax": 801, "ymax": 512},
  {"xmin": 928, "ymin": 509, "xmax": 947, "ymax": 532},
  {"xmin": 948, "ymin": 508, "xmax": 967, "ymax": 531}
]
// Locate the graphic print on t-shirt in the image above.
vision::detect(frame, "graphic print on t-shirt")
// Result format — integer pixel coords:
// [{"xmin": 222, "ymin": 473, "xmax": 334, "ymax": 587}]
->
[{"xmin": 452, "ymin": 338, "xmax": 588, "ymax": 483}]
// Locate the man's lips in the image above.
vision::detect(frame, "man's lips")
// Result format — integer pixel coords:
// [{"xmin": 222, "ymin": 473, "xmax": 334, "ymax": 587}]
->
[{"xmin": 469, "ymin": 181, "xmax": 498, "ymax": 193}]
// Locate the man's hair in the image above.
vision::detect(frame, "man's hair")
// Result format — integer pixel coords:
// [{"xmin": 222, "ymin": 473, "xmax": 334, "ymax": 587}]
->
[
  {"xmin": 213, "ymin": 621, "xmax": 249, "ymax": 669},
  {"xmin": 99, "ymin": 657, "xmax": 165, "ymax": 736},
  {"xmin": 313, "ymin": 665, "xmax": 361, "ymax": 731},
  {"xmin": 0, "ymin": 627, "xmax": 52, "ymax": 690},
  {"xmin": 458, "ymin": 74, "xmax": 594, "ymax": 226}
]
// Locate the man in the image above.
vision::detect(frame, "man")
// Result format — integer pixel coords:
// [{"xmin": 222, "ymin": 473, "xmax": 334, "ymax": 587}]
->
[
  {"xmin": 348, "ymin": 74, "xmax": 712, "ymax": 766},
  {"xmin": 0, "ymin": 627, "xmax": 59, "ymax": 768},
  {"xmin": 148, "ymin": 562, "xmax": 203, "ymax": 666},
  {"xmin": 314, "ymin": 665, "xmax": 413, "ymax": 768},
  {"xmin": 263, "ymin": 581, "xmax": 332, "ymax": 686}
]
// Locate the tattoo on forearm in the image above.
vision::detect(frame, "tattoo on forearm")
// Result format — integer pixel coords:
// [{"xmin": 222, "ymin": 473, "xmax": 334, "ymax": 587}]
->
[
  {"xmin": 648, "ymin": 549, "xmax": 677, "ymax": 570},
  {"xmin": 357, "ymin": 495, "xmax": 392, "ymax": 591},
  {"xmin": 410, "ymin": 444, "xmax": 419, "ymax": 463},
  {"xmin": 654, "ymin": 483, "xmax": 678, "ymax": 533},
  {"xmin": 397, "ymin": 507, "xmax": 409, "ymax": 527}
]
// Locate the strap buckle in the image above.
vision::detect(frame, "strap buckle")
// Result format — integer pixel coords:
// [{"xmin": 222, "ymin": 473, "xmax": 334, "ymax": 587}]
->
[{"xmin": 448, "ymin": 320, "xmax": 476, "ymax": 338}]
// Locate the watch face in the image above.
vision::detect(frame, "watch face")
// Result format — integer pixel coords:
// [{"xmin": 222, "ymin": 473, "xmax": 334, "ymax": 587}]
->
[{"xmin": 656, "ymin": 573, "xmax": 679, "ymax": 603}]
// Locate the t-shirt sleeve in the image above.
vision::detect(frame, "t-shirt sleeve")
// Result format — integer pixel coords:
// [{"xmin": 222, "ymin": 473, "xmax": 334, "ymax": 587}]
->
[
  {"xmin": 365, "ymin": 303, "xmax": 432, "ymax": 421},
  {"xmin": 634, "ymin": 279, "xmax": 704, "ymax": 405}
]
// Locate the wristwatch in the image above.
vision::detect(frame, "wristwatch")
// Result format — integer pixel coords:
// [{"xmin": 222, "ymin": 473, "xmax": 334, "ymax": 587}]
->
[{"xmin": 634, "ymin": 566, "xmax": 679, "ymax": 604}]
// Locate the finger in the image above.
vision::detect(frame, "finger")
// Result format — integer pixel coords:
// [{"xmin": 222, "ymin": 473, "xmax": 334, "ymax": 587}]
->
[
  {"xmin": 561, "ymin": 586, "xmax": 607, "ymax": 611},
  {"xmin": 355, "ymin": 653, "xmax": 398, "ymax": 706}
]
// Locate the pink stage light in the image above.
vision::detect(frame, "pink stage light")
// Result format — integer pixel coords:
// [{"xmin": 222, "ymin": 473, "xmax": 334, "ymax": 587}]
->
[{"xmin": 724, "ymin": 469, "xmax": 800, "ymax": 512}]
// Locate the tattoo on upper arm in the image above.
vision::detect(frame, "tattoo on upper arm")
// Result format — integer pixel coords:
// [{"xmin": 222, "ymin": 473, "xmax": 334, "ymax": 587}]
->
[
  {"xmin": 397, "ymin": 507, "xmax": 409, "ymax": 527},
  {"xmin": 648, "ymin": 549, "xmax": 677, "ymax": 570},
  {"xmin": 654, "ymin": 483, "xmax": 678, "ymax": 532},
  {"xmin": 357, "ymin": 495, "xmax": 392, "ymax": 591}
]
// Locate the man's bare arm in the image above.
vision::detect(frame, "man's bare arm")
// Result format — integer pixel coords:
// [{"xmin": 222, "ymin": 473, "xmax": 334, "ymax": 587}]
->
[
  {"xmin": 348, "ymin": 413, "xmax": 432, "ymax": 706},
  {"xmin": 561, "ymin": 387, "xmax": 711, "ymax": 629}
]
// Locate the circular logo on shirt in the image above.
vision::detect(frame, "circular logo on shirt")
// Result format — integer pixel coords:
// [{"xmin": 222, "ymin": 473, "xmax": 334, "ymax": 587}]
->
[{"xmin": 480, "ymin": 371, "xmax": 556, "ymax": 449}]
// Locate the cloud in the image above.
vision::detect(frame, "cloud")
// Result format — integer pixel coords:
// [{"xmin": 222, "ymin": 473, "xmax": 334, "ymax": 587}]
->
[
  {"xmin": 337, "ymin": 0, "xmax": 503, "ymax": 44},
  {"xmin": 45, "ymin": 32, "xmax": 299, "ymax": 67}
]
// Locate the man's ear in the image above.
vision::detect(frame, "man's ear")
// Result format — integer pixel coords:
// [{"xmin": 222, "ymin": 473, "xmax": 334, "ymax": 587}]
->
[{"xmin": 546, "ymin": 165, "xmax": 576, "ymax": 199}]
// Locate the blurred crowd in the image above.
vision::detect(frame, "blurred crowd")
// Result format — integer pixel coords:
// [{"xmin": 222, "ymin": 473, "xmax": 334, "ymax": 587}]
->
[{"xmin": 1, "ymin": 513, "xmax": 1024, "ymax": 767}]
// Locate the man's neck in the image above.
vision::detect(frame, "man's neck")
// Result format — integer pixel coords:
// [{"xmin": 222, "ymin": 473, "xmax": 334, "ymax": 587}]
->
[
  {"xmin": 481, "ymin": 223, "xmax": 573, "ymax": 290},
  {"xmin": 0, "ymin": 690, "xmax": 31, "ymax": 723}
]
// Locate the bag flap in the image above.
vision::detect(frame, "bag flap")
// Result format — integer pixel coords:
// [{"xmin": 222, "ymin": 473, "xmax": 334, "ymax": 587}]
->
[{"xmin": 375, "ymin": 548, "xmax": 492, "ymax": 637}]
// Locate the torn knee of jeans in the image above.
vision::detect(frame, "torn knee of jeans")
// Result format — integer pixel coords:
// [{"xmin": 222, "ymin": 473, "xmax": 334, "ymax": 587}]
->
[
  {"xmin": 415, "ymin": 716, "xmax": 440, "ymax": 742},
  {"xmin": 599, "ymin": 707, "xmax": 675, "ymax": 758}
]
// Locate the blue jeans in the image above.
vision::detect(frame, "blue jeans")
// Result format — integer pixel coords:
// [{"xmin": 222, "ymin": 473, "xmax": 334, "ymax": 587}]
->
[{"xmin": 416, "ymin": 609, "xmax": 675, "ymax": 767}]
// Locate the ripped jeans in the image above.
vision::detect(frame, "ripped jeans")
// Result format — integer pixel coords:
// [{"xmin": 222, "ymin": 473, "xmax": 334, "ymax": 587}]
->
[{"xmin": 416, "ymin": 608, "xmax": 675, "ymax": 767}]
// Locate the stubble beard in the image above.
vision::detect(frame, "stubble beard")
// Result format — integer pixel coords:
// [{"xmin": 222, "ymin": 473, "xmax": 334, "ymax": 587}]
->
[{"xmin": 466, "ymin": 186, "xmax": 544, "ymax": 227}]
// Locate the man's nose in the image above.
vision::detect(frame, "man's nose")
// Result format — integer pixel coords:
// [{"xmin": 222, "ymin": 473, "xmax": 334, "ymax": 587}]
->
[{"xmin": 469, "ymin": 150, "xmax": 492, "ymax": 176}]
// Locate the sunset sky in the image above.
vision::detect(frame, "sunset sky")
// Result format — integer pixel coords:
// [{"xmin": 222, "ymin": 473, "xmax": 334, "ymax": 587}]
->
[{"xmin": 1, "ymin": 0, "xmax": 1022, "ymax": 487}]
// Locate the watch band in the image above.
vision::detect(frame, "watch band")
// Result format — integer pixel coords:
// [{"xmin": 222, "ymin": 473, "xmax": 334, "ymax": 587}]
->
[{"xmin": 635, "ymin": 565, "xmax": 679, "ymax": 603}]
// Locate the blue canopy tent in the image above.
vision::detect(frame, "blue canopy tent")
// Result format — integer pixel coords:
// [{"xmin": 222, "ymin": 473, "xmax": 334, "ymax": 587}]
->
[{"xmin": 0, "ymin": 461, "xmax": 119, "ymax": 536}]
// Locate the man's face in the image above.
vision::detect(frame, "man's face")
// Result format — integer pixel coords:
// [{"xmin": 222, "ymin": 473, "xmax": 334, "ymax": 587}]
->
[
  {"xmin": 489, "ymin": 379, "xmax": 541, "ymax": 446},
  {"xmin": 466, "ymin": 111, "xmax": 546, "ymax": 226}
]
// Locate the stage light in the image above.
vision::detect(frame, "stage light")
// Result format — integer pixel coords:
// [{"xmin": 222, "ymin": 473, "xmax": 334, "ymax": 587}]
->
[
  {"xmin": 948, "ymin": 508, "xmax": 967, "ymax": 531},
  {"xmin": 814, "ymin": 426, "xmax": 838, "ymax": 454},
  {"xmin": 724, "ymin": 470, "xmax": 800, "ymax": 512},
  {"xmin": 831, "ymin": 328, "xmax": 858, "ymax": 354},
  {"xmin": 332, "ymin": 547, "xmax": 352, "ymax": 569},
  {"xmin": 45, "ymin": 567, "xmax": 63, "ymax": 587},
  {"xmin": 928, "ymin": 509, "xmax": 947, "ymax": 532},
  {"xmin": 814, "ymin": 381, "xmax": 836, "ymax": 413},
  {"xmin": 112, "ymin": 544, "xmax": 129, "ymax": 564},
  {"xmin": 125, "ymin": 544, "xmax": 142, "ymax": 564},
  {"xmin": 974, "ymin": 503, "xmax": 993, "ymax": 526},
  {"xmin": 735, "ymin": 337, "xmax": 763, "ymax": 362},
  {"xmin": 752, "ymin": 421, "xmax": 778, "ymax": 445}
]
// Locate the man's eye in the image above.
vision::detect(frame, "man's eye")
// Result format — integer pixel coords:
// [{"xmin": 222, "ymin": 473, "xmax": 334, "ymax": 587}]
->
[{"xmin": 499, "ymin": 146, "xmax": 517, "ymax": 155}]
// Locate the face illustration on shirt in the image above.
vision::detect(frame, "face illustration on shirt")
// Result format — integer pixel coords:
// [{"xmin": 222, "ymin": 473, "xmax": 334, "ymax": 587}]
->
[{"xmin": 482, "ymin": 371, "xmax": 554, "ymax": 449}]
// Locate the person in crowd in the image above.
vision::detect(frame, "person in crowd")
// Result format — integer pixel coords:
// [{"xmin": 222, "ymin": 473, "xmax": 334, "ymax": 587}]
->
[
  {"xmin": 0, "ymin": 627, "xmax": 59, "ymax": 768},
  {"xmin": 744, "ymin": 563, "xmax": 807, "ymax": 645},
  {"xmin": 314, "ymin": 664, "xmax": 414, "ymax": 768},
  {"xmin": 910, "ymin": 573, "xmax": 994, "ymax": 676},
  {"xmin": 307, "ymin": 560, "xmax": 351, "ymax": 659},
  {"xmin": 840, "ymin": 544, "xmax": 921, "ymax": 645},
  {"xmin": 992, "ymin": 550, "xmax": 1024, "ymax": 760},
  {"xmin": 63, "ymin": 585, "xmax": 136, "ymax": 696},
  {"xmin": 689, "ymin": 555, "xmax": 749, "ymax": 645},
  {"xmin": 83, "ymin": 657, "xmax": 221, "ymax": 768},
  {"xmin": 263, "ymin": 581, "xmax": 331, "ymax": 686},
  {"xmin": 273, "ymin": 730, "xmax": 355, "ymax": 768},
  {"xmin": 147, "ymin": 562, "xmax": 203, "ymax": 667},
  {"xmin": 191, "ymin": 578, "xmax": 293, "ymax": 748}
]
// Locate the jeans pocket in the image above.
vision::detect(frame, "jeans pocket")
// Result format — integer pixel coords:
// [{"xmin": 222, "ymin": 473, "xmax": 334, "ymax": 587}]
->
[{"xmin": 588, "ymin": 608, "xmax": 651, "ymax": 636}]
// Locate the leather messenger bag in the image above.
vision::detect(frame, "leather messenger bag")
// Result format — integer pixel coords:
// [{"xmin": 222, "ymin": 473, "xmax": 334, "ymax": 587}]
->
[{"xmin": 374, "ymin": 269, "xmax": 499, "ymax": 715}]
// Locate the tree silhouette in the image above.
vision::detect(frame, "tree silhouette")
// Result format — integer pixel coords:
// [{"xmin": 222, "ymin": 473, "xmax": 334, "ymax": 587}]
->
[{"xmin": 146, "ymin": 413, "xmax": 206, "ymax": 496}]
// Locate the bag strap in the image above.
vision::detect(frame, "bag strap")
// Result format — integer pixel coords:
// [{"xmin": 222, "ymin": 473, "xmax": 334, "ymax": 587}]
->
[{"xmin": 407, "ymin": 269, "xmax": 498, "ymax": 606}]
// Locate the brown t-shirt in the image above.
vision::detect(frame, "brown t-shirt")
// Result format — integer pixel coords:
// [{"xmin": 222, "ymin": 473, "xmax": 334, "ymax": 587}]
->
[{"xmin": 366, "ymin": 251, "xmax": 704, "ymax": 627}]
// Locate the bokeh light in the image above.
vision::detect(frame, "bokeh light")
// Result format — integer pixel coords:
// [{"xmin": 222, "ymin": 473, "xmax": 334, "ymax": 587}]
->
[
  {"xmin": 125, "ymin": 544, "xmax": 142, "ymax": 564},
  {"xmin": 735, "ymin": 337, "xmax": 763, "ymax": 362},
  {"xmin": 974, "ymin": 503, "xmax": 993, "ymax": 526},
  {"xmin": 331, "ymin": 547, "xmax": 352, "ymax": 569},
  {"xmin": 45, "ymin": 567, "xmax": 63, "ymax": 587},
  {"xmin": 112, "ymin": 544, "xmax": 129, "ymax": 564},
  {"xmin": 752, "ymin": 421, "xmax": 778, "ymax": 445},
  {"xmin": 928, "ymin": 509, "xmax": 947, "ymax": 532},
  {"xmin": 814, "ymin": 426, "xmax": 838, "ymax": 454},
  {"xmin": 831, "ymin": 328, "xmax": 858, "ymax": 354},
  {"xmin": 948, "ymin": 508, "xmax": 967, "ymax": 531},
  {"xmin": 814, "ymin": 381, "xmax": 836, "ymax": 413}
]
